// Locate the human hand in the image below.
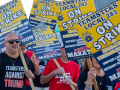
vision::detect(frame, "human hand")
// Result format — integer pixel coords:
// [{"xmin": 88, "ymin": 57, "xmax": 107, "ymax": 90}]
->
[
  {"xmin": 30, "ymin": 55, "xmax": 36, "ymax": 64},
  {"xmin": 87, "ymin": 68, "xmax": 96, "ymax": 83},
  {"xmin": 24, "ymin": 70, "xmax": 35, "ymax": 79},
  {"xmin": 66, "ymin": 79, "xmax": 74, "ymax": 85},
  {"xmin": 54, "ymin": 67, "xmax": 65, "ymax": 75}
]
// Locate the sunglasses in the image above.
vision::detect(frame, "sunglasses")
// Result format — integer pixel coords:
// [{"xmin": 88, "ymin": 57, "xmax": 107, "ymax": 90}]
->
[{"xmin": 5, "ymin": 39, "xmax": 20, "ymax": 44}]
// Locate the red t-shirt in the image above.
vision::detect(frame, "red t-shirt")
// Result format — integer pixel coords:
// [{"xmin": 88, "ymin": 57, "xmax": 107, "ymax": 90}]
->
[
  {"xmin": 25, "ymin": 50, "xmax": 39, "ymax": 86},
  {"xmin": 42, "ymin": 58, "xmax": 79, "ymax": 90},
  {"xmin": 114, "ymin": 82, "xmax": 120, "ymax": 90}
]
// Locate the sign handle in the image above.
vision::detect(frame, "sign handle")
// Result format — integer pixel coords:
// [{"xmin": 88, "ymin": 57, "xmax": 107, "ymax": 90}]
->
[
  {"xmin": 53, "ymin": 59, "xmax": 75, "ymax": 90},
  {"xmin": 86, "ymin": 58, "xmax": 98, "ymax": 90},
  {"xmin": 19, "ymin": 47, "xmax": 35, "ymax": 90},
  {"xmin": 32, "ymin": 51, "xmax": 35, "ymax": 56}
]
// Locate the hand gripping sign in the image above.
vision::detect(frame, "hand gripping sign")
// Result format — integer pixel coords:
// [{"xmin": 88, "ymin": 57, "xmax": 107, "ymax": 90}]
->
[
  {"xmin": 29, "ymin": 0, "xmax": 76, "ymax": 89},
  {"xmin": 68, "ymin": 0, "xmax": 120, "ymax": 84},
  {"xmin": 28, "ymin": 25, "xmax": 75, "ymax": 90},
  {"xmin": 29, "ymin": 26, "xmax": 62, "ymax": 61}
]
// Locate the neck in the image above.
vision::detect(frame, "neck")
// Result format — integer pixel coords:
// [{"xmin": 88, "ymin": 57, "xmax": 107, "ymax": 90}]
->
[
  {"xmin": 94, "ymin": 68, "xmax": 105, "ymax": 76},
  {"xmin": 6, "ymin": 51, "xmax": 19, "ymax": 58},
  {"xmin": 60, "ymin": 56, "xmax": 69, "ymax": 63},
  {"xmin": 22, "ymin": 49, "xmax": 27, "ymax": 53}
]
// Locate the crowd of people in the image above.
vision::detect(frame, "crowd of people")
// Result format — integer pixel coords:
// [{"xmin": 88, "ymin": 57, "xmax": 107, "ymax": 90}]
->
[{"xmin": 0, "ymin": 33, "xmax": 119, "ymax": 90}]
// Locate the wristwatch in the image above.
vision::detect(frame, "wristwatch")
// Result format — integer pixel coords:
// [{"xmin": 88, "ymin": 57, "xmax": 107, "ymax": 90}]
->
[{"xmin": 84, "ymin": 81, "xmax": 94, "ymax": 85}]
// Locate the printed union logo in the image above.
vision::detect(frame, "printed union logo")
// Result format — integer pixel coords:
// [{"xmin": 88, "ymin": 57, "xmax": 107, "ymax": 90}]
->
[
  {"xmin": 84, "ymin": 35, "xmax": 93, "ymax": 43},
  {"xmin": 57, "ymin": 15, "xmax": 64, "ymax": 22},
  {"xmin": 33, "ymin": 4, "xmax": 38, "ymax": 9}
]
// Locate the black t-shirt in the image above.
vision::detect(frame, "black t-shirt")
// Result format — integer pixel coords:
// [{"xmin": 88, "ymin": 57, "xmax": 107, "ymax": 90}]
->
[
  {"xmin": 33, "ymin": 60, "xmax": 49, "ymax": 87},
  {"xmin": 0, "ymin": 53, "xmax": 34, "ymax": 90},
  {"xmin": 77, "ymin": 71, "xmax": 114, "ymax": 90}
]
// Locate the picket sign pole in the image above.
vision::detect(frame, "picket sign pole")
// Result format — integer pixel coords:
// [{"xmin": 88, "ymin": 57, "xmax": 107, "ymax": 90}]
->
[
  {"xmin": 53, "ymin": 59, "xmax": 75, "ymax": 90},
  {"xmin": 86, "ymin": 58, "xmax": 98, "ymax": 90},
  {"xmin": 19, "ymin": 47, "xmax": 35, "ymax": 90},
  {"xmin": 32, "ymin": 51, "xmax": 35, "ymax": 56}
]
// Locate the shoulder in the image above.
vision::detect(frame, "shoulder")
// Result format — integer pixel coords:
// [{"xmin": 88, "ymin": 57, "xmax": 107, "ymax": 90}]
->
[
  {"xmin": 0, "ymin": 53, "xmax": 5, "ymax": 56},
  {"xmin": 70, "ymin": 60, "xmax": 79, "ymax": 68},
  {"xmin": 23, "ymin": 53, "xmax": 29, "ymax": 58},
  {"xmin": 78, "ymin": 71, "xmax": 88, "ymax": 82},
  {"xmin": 26, "ymin": 50, "xmax": 33, "ymax": 53},
  {"xmin": 46, "ymin": 59, "xmax": 54, "ymax": 65},
  {"xmin": 48, "ymin": 58, "xmax": 60, "ymax": 63},
  {"xmin": 80, "ymin": 71, "xmax": 88, "ymax": 77},
  {"xmin": 77, "ymin": 71, "xmax": 88, "ymax": 90},
  {"xmin": 26, "ymin": 50, "xmax": 33, "ymax": 55}
]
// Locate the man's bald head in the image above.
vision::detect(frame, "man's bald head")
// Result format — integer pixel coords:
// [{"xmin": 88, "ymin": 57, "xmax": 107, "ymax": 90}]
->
[
  {"xmin": 5, "ymin": 33, "xmax": 18, "ymax": 41},
  {"xmin": 4, "ymin": 33, "xmax": 20, "ymax": 54}
]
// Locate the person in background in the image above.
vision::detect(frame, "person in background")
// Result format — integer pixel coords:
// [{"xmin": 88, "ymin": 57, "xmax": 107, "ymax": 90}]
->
[
  {"xmin": 21, "ymin": 44, "xmax": 40, "ymax": 90},
  {"xmin": 40, "ymin": 44, "xmax": 79, "ymax": 90},
  {"xmin": 114, "ymin": 82, "xmax": 120, "ymax": 90},
  {"xmin": 0, "ymin": 33, "xmax": 35, "ymax": 90},
  {"xmin": 77, "ymin": 57, "xmax": 114, "ymax": 90},
  {"xmin": 34, "ymin": 59, "xmax": 49, "ymax": 90}
]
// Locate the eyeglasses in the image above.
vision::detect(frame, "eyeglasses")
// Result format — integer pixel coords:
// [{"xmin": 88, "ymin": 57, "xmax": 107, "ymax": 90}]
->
[{"xmin": 5, "ymin": 39, "xmax": 20, "ymax": 44}]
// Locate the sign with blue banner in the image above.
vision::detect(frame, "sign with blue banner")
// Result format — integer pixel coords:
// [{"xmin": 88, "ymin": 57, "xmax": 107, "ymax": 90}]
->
[
  {"xmin": 68, "ymin": 0, "xmax": 120, "ymax": 84},
  {"xmin": 29, "ymin": 25, "xmax": 61, "ymax": 61},
  {"xmin": 60, "ymin": 30, "xmax": 93, "ymax": 60},
  {"xmin": 30, "ymin": 42, "xmax": 61, "ymax": 61},
  {"xmin": 0, "ymin": 0, "xmax": 35, "ymax": 52},
  {"xmin": 28, "ymin": 0, "xmax": 62, "ymax": 61}
]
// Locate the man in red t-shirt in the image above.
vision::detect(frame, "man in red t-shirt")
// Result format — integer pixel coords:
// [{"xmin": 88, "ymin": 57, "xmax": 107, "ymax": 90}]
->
[
  {"xmin": 40, "ymin": 44, "xmax": 79, "ymax": 90},
  {"xmin": 21, "ymin": 44, "xmax": 40, "ymax": 90}
]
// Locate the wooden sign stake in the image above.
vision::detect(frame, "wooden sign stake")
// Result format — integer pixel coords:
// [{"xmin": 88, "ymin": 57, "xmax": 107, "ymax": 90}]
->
[
  {"xmin": 53, "ymin": 59, "xmax": 75, "ymax": 90},
  {"xmin": 19, "ymin": 47, "xmax": 35, "ymax": 90},
  {"xmin": 86, "ymin": 58, "xmax": 98, "ymax": 90}
]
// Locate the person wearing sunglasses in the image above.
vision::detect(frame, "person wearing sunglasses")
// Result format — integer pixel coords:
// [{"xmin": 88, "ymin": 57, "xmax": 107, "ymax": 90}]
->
[
  {"xmin": 21, "ymin": 44, "xmax": 40, "ymax": 90},
  {"xmin": 0, "ymin": 33, "xmax": 35, "ymax": 90},
  {"xmin": 40, "ymin": 43, "xmax": 79, "ymax": 90}
]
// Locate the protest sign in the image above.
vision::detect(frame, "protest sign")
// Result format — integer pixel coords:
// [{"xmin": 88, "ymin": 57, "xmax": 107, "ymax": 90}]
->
[
  {"xmin": 52, "ymin": 0, "xmax": 96, "ymax": 31},
  {"xmin": 60, "ymin": 30, "xmax": 93, "ymax": 60},
  {"xmin": 29, "ymin": 1, "xmax": 75, "ymax": 89},
  {"xmin": 0, "ymin": 0, "xmax": 35, "ymax": 52},
  {"xmin": 29, "ymin": 26, "xmax": 61, "ymax": 61},
  {"xmin": 29, "ymin": 0, "xmax": 62, "ymax": 61},
  {"xmin": 29, "ymin": 0, "xmax": 56, "ymax": 29},
  {"xmin": 68, "ymin": 0, "xmax": 120, "ymax": 84},
  {"xmin": 29, "ymin": 0, "xmax": 61, "ymax": 56},
  {"xmin": 51, "ymin": 0, "xmax": 95, "ymax": 60}
]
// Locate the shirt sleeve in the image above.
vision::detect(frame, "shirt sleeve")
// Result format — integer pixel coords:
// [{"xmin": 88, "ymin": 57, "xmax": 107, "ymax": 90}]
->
[
  {"xmin": 29, "ymin": 59, "xmax": 35, "ymax": 73},
  {"xmin": 73, "ymin": 64, "xmax": 79, "ymax": 83},
  {"xmin": 114, "ymin": 82, "xmax": 120, "ymax": 90},
  {"xmin": 77, "ymin": 71, "xmax": 88, "ymax": 90},
  {"xmin": 42, "ymin": 60, "xmax": 53, "ymax": 75}
]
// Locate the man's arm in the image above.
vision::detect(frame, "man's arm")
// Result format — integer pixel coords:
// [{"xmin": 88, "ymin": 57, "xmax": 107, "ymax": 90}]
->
[
  {"xmin": 73, "ymin": 83, "xmax": 78, "ymax": 90},
  {"xmin": 66, "ymin": 79, "xmax": 78, "ymax": 90},
  {"xmin": 24, "ymin": 70, "xmax": 35, "ymax": 80},
  {"xmin": 31, "ymin": 55, "xmax": 40, "ymax": 75},
  {"xmin": 40, "ymin": 67, "xmax": 65, "ymax": 84}
]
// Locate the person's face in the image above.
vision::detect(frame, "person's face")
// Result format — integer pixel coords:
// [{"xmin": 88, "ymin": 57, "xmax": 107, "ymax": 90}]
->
[
  {"xmin": 21, "ymin": 44, "xmax": 27, "ymax": 50},
  {"xmin": 4, "ymin": 34, "xmax": 20, "ymax": 53},
  {"xmin": 92, "ymin": 57, "xmax": 101, "ymax": 69},
  {"xmin": 60, "ymin": 46, "xmax": 67, "ymax": 58}
]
